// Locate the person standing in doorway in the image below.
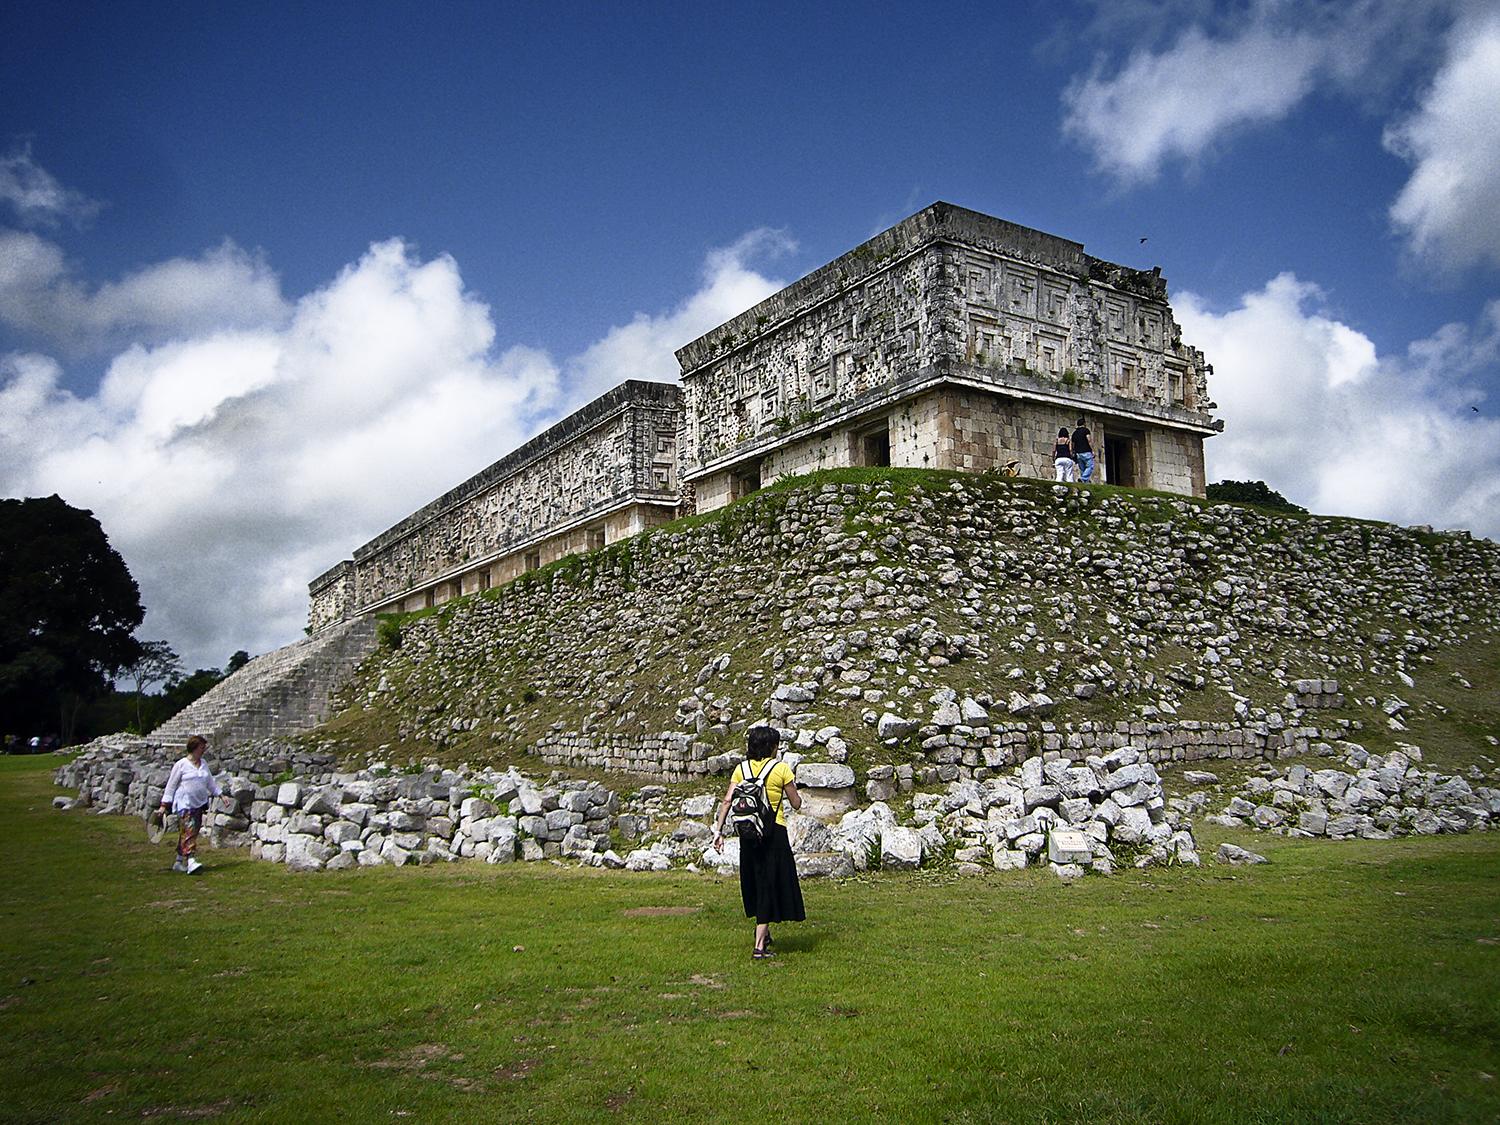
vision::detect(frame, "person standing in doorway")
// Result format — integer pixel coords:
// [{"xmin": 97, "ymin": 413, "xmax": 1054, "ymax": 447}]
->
[
  {"xmin": 1072, "ymin": 418, "xmax": 1095, "ymax": 483},
  {"xmin": 160, "ymin": 735, "xmax": 221, "ymax": 874},
  {"xmin": 1053, "ymin": 427, "xmax": 1077, "ymax": 482}
]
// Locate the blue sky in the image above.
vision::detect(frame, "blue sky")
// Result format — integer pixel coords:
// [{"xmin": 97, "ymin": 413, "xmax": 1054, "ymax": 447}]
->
[{"xmin": 2, "ymin": 0, "xmax": 1498, "ymax": 670}]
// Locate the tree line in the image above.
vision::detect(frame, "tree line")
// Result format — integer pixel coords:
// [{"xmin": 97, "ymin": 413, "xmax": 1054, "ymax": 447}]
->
[{"xmin": 0, "ymin": 495, "xmax": 249, "ymax": 748}]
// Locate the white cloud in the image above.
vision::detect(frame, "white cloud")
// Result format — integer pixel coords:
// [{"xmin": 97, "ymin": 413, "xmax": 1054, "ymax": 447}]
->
[
  {"xmin": 0, "ymin": 239, "xmax": 559, "ymax": 670},
  {"xmin": 1178, "ymin": 273, "xmax": 1500, "ymax": 538},
  {"xmin": 0, "ymin": 142, "xmax": 101, "ymax": 227},
  {"xmin": 1385, "ymin": 9, "xmax": 1500, "ymax": 272},
  {"xmin": 1063, "ymin": 25, "xmax": 1325, "ymax": 183},
  {"xmin": 1061, "ymin": 1, "xmax": 1461, "ymax": 185},
  {"xmin": 0, "ymin": 232, "xmax": 786, "ymax": 671},
  {"xmin": 0, "ymin": 228, "xmax": 289, "ymax": 352},
  {"xmin": 562, "ymin": 228, "xmax": 791, "ymax": 407}
]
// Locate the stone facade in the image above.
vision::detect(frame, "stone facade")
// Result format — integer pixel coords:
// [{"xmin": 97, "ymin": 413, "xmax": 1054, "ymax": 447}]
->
[
  {"xmin": 310, "ymin": 380, "xmax": 681, "ymax": 630},
  {"xmin": 676, "ymin": 202, "xmax": 1218, "ymax": 509},
  {"xmin": 311, "ymin": 204, "xmax": 1220, "ymax": 630}
]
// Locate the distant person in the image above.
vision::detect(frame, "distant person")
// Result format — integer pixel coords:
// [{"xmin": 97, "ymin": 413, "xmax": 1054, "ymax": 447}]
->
[
  {"xmin": 27, "ymin": 735, "xmax": 40, "ymax": 753},
  {"xmin": 1053, "ymin": 427, "xmax": 1076, "ymax": 482},
  {"xmin": 1071, "ymin": 418, "xmax": 1094, "ymax": 482},
  {"xmin": 160, "ymin": 735, "xmax": 221, "ymax": 874},
  {"xmin": 712, "ymin": 726, "xmax": 805, "ymax": 959}
]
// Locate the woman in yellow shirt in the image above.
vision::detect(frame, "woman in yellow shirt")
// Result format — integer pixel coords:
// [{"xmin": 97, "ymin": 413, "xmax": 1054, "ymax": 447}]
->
[{"xmin": 712, "ymin": 726, "xmax": 805, "ymax": 959}]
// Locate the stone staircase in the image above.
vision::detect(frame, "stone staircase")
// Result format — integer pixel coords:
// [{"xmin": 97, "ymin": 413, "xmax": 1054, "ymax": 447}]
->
[{"xmin": 149, "ymin": 617, "xmax": 379, "ymax": 750}]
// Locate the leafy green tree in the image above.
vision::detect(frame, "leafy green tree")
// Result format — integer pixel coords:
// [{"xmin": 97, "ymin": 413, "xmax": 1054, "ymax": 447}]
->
[
  {"xmin": 122, "ymin": 640, "xmax": 181, "ymax": 732},
  {"xmin": 225, "ymin": 649, "xmax": 251, "ymax": 675},
  {"xmin": 0, "ymin": 496, "xmax": 144, "ymax": 743},
  {"xmin": 1205, "ymin": 479, "xmax": 1307, "ymax": 514}
]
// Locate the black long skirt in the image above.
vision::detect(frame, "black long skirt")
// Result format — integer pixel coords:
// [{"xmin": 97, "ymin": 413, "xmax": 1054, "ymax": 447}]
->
[{"xmin": 739, "ymin": 822, "xmax": 806, "ymax": 924}]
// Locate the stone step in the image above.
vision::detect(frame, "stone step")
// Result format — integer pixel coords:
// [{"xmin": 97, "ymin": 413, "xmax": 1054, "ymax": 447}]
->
[{"xmin": 150, "ymin": 617, "xmax": 378, "ymax": 751}]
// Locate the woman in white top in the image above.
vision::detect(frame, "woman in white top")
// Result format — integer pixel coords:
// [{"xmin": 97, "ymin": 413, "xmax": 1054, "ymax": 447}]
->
[{"xmin": 160, "ymin": 735, "xmax": 221, "ymax": 874}]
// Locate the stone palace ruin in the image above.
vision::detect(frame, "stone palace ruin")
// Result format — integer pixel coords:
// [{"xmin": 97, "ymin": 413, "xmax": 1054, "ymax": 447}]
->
[{"xmin": 310, "ymin": 202, "xmax": 1220, "ymax": 631}]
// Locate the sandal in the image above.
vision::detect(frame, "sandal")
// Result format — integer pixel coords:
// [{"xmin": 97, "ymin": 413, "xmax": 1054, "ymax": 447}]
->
[{"xmin": 752, "ymin": 947, "xmax": 776, "ymax": 960}]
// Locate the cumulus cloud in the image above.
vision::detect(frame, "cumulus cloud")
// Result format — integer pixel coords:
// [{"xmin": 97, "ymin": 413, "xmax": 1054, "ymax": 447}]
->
[
  {"xmin": 1178, "ymin": 274, "xmax": 1500, "ymax": 538},
  {"xmin": 0, "ymin": 240, "xmax": 559, "ymax": 669},
  {"xmin": 1385, "ymin": 9, "xmax": 1500, "ymax": 272},
  {"xmin": 1063, "ymin": 25, "xmax": 1325, "ymax": 183},
  {"xmin": 0, "ymin": 228, "xmax": 289, "ymax": 353},
  {"xmin": 0, "ymin": 232, "xmax": 786, "ymax": 670},
  {"xmin": 1061, "ymin": 1, "xmax": 1458, "ymax": 185},
  {"xmin": 0, "ymin": 142, "xmax": 101, "ymax": 227},
  {"xmin": 562, "ymin": 228, "xmax": 791, "ymax": 407}
]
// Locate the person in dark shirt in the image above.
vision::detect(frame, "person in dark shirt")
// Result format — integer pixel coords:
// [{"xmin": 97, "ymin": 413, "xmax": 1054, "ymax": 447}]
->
[{"xmin": 1071, "ymin": 418, "xmax": 1095, "ymax": 482}]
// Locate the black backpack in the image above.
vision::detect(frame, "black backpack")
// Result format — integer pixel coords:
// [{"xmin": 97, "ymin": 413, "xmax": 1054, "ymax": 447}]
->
[{"xmin": 729, "ymin": 758, "xmax": 778, "ymax": 844}]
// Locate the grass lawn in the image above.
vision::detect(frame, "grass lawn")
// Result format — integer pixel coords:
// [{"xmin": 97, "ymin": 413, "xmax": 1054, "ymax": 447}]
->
[{"xmin": 3, "ymin": 755, "xmax": 1499, "ymax": 1124}]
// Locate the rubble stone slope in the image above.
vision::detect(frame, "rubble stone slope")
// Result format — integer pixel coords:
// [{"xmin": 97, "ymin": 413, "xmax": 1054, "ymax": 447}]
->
[
  {"xmin": 332, "ymin": 470, "xmax": 1500, "ymax": 784},
  {"xmin": 1208, "ymin": 746, "xmax": 1499, "ymax": 840},
  {"xmin": 57, "ymin": 733, "xmax": 1195, "ymax": 879}
]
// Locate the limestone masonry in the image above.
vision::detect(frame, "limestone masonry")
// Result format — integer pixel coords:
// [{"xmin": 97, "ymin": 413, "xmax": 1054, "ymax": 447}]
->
[
  {"xmin": 310, "ymin": 202, "xmax": 1218, "ymax": 631},
  {"xmin": 310, "ymin": 380, "xmax": 680, "ymax": 629},
  {"xmin": 59, "ymin": 471, "xmax": 1500, "ymax": 878},
  {"xmin": 678, "ymin": 202, "xmax": 1216, "ymax": 512}
]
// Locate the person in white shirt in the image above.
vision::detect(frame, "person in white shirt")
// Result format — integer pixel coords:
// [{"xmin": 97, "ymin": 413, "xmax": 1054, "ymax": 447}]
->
[{"xmin": 160, "ymin": 735, "xmax": 221, "ymax": 874}]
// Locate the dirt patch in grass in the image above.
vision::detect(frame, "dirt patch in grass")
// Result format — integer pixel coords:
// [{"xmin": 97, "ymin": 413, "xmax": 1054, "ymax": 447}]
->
[
  {"xmin": 140, "ymin": 1098, "xmax": 233, "ymax": 1119},
  {"xmin": 369, "ymin": 1043, "xmax": 457, "ymax": 1071},
  {"xmin": 138, "ymin": 898, "xmax": 193, "ymax": 912},
  {"xmin": 494, "ymin": 1058, "xmax": 539, "ymax": 1081},
  {"xmin": 604, "ymin": 1088, "xmax": 636, "ymax": 1112},
  {"xmin": 622, "ymin": 906, "xmax": 700, "ymax": 917},
  {"xmin": 81, "ymin": 1083, "xmax": 119, "ymax": 1102}
]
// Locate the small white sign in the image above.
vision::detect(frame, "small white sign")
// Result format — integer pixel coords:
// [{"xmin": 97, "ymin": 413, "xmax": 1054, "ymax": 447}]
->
[{"xmin": 1047, "ymin": 828, "xmax": 1092, "ymax": 865}]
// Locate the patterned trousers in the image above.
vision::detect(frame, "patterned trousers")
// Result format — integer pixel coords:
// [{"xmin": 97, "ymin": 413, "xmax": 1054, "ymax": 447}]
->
[{"xmin": 177, "ymin": 805, "xmax": 207, "ymax": 858}]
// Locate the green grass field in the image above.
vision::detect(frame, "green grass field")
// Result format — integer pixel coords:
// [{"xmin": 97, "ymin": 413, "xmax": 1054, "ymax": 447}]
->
[{"xmin": 3, "ymin": 754, "xmax": 1499, "ymax": 1124}]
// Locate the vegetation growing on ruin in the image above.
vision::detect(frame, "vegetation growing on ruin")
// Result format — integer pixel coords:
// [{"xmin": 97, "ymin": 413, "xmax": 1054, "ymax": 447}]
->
[
  {"xmin": 311, "ymin": 468, "xmax": 1500, "ymax": 784},
  {"xmin": 4, "ymin": 754, "xmax": 1499, "ymax": 1123}
]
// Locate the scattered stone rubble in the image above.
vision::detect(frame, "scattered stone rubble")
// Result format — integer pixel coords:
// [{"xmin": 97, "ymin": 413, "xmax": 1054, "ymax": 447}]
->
[
  {"xmin": 909, "ymin": 745, "xmax": 1200, "ymax": 878},
  {"xmin": 56, "ymin": 734, "xmax": 1192, "ymax": 880},
  {"xmin": 1206, "ymin": 746, "xmax": 1499, "ymax": 839}
]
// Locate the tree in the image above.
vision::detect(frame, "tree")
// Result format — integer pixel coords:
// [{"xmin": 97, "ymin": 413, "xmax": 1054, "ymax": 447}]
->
[
  {"xmin": 225, "ymin": 649, "xmax": 251, "ymax": 675},
  {"xmin": 123, "ymin": 640, "xmax": 182, "ymax": 732},
  {"xmin": 1205, "ymin": 479, "xmax": 1307, "ymax": 514},
  {"xmin": 0, "ymin": 496, "xmax": 144, "ymax": 743}
]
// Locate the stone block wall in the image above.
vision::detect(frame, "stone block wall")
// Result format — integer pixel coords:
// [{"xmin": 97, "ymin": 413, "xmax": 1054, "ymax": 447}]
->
[
  {"xmin": 310, "ymin": 381, "xmax": 681, "ymax": 628},
  {"xmin": 709, "ymin": 384, "xmax": 1206, "ymax": 498},
  {"xmin": 308, "ymin": 561, "xmax": 355, "ymax": 633},
  {"xmin": 1145, "ymin": 426, "xmax": 1206, "ymax": 497},
  {"xmin": 676, "ymin": 203, "xmax": 1217, "ymax": 509}
]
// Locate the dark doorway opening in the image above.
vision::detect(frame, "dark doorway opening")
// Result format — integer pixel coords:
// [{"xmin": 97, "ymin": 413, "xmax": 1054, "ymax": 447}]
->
[
  {"xmin": 851, "ymin": 419, "xmax": 892, "ymax": 467},
  {"xmin": 731, "ymin": 463, "xmax": 762, "ymax": 501},
  {"xmin": 1105, "ymin": 431, "xmax": 1142, "ymax": 488}
]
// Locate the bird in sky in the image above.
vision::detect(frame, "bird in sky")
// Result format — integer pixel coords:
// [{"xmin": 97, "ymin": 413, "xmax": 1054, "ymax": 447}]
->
[{"xmin": 1139, "ymin": 237, "xmax": 1148, "ymax": 244}]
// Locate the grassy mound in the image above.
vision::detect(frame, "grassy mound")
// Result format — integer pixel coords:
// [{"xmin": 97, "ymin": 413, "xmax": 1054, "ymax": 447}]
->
[{"xmin": 317, "ymin": 469, "xmax": 1500, "ymax": 782}]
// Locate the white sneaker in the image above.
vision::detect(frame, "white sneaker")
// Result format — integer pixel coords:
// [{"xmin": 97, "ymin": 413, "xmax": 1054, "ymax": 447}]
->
[
  {"xmin": 184, "ymin": 858, "xmax": 203, "ymax": 875},
  {"xmin": 171, "ymin": 856, "xmax": 186, "ymax": 873}
]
